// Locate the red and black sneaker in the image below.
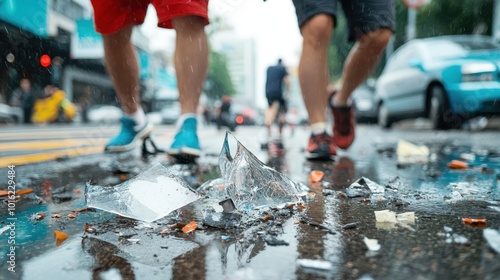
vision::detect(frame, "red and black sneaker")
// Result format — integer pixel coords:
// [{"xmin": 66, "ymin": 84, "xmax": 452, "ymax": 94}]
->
[
  {"xmin": 305, "ymin": 132, "xmax": 336, "ymax": 160},
  {"xmin": 329, "ymin": 91, "xmax": 356, "ymax": 149}
]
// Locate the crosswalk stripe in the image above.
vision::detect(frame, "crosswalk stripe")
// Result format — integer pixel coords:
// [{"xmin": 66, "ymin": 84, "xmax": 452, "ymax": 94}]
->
[
  {"xmin": 0, "ymin": 139, "xmax": 107, "ymax": 152},
  {"xmin": 0, "ymin": 146, "xmax": 104, "ymax": 168}
]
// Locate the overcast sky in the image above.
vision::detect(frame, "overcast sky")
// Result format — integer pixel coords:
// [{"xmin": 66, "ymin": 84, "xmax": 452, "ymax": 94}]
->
[{"xmin": 141, "ymin": 0, "xmax": 303, "ymax": 106}]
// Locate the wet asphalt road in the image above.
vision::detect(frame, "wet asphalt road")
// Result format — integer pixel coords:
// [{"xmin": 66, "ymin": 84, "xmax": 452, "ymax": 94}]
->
[{"xmin": 1, "ymin": 121, "xmax": 500, "ymax": 280}]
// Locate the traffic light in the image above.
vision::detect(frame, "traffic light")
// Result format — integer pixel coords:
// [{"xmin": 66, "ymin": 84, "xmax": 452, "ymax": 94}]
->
[{"xmin": 40, "ymin": 54, "xmax": 51, "ymax": 68}]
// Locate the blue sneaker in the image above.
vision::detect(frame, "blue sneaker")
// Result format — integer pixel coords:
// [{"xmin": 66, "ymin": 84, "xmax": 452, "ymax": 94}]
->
[
  {"xmin": 167, "ymin": 117, "xmax": 201, "ymax": 162},
  {"xmin": 105, "ymin": 117, "xmax": 153, "ymax": 152}
]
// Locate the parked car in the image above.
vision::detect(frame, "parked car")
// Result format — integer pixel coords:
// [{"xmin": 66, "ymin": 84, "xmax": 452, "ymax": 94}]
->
[
  {"xmin": 375, "ymin": 35, "xmax": 500, "ymax": 129},
  {"xmin": 160, "ymin": 101, "xmax": 181, "ymax": 125},
  {"xmin": 87, "ymin": 105, "xmax": 122, "ymax": 123},
  {"xmin": 352, "ymin": 78, "xmax": 377, "ymax": 123}
]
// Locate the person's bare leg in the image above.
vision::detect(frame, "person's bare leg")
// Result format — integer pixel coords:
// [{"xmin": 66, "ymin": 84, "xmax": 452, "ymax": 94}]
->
[
  {"xmin": 172, "ymin": 16, "xmax": 208, "ymax": 115},
  {"xmin": 298, "ymin": 14, "xmax": 334, "ymax": 125},
  {"xmin": 333, "ymin": 28, "xmax": 392, "ymax": 106},
  {"xmin": 102, "ymin": 25, "xmax": 140, "ymax": 115}
]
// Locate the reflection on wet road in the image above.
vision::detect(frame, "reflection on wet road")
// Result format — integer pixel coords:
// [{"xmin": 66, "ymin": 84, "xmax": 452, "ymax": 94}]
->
[{"xmin": 0, "ymin": 125, "xmax": 499, "ymax": 279}]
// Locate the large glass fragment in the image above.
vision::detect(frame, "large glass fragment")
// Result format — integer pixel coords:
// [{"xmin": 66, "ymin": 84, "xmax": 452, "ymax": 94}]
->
[
  {"xmin": 85, "ymin": 163, "xmax": 201, "ymax": 222},
  {"xmin": 217, "ymin": 132, "xmax": 307, "ymax": 210}
]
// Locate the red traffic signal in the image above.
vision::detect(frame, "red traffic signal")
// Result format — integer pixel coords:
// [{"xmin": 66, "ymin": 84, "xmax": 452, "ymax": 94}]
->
[{"xmin": 40, "ymin": 54, "xmax": 51, "ymax": 67}]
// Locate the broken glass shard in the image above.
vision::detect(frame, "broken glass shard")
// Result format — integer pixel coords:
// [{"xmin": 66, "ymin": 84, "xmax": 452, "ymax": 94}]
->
[
  {"xmin": 217, "ymin": 132, "xmax": 308, "ymax": 210},
  {"xmin": 346, "ymin": 177, "xmax": 384, "ymax": 198},
  {"xmin": 483, "ymin": 228, "xmax": 500, "ymax": 254},
  {"xmin": 85, "ymin": 163, "xmax": 201, "ymax": 222}
]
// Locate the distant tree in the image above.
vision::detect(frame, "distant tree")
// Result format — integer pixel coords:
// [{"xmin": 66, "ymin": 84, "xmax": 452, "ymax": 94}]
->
[
  {"xmin": 205, "ymin": 50, "xmax": 236, "ymax": 100},
  {"xmin": 204, "ymin": 16, "xmax": 236, "ymax": 101}
]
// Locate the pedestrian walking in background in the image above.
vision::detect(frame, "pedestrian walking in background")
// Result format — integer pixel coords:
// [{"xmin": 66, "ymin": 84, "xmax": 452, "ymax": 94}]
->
[
  {"xmin": 90, "ymin": 0, "xmax": 209, "ymax": 162},
  {"xmin": 10, "ymin": 78, "xmax": 35, "ymax": 124},
  {"xmin": 291, "ymin": 0, "xmax": 394, "ymax": 160},
  {"xmin": 265, "ymin": 58, "xmax": 290, "ymax": 139}
]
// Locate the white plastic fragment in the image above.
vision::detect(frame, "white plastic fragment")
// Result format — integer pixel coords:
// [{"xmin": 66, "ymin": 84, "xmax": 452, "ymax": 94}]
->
[
  {"xmin": 397, "ymin": 140, "xmax": 429, "ymax": 164},
  {"xmin": 374, "ymin": 210, "xmax": 397, "ymax": 223},
  {"xmin": 297, "ymin": 259, "xmax": 333, "ymax": 271},
  {"xmin": 363, "ymin": 237, "xmax": 381, "ymax": 251},
  {"xmin": 483, "ymin": 228, "xmax": 500, "ymax": 254},
  {"xmin": 85, "ymin": 163, "xmax": 202, "ymax": 222},
  {"xmin": 396, "ymin": 212, "xmax": 415, "ymax": 224}
]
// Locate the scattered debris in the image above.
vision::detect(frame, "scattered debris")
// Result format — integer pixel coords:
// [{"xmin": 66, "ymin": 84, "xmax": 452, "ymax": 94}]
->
[
  {"xmin": 85, "ymin": 163, "xmax": 202, "ymax": 222},
  {"xmin": 444, "ymin": 226, "xmax": 469, "ymax": 244},
  {"xmin": 448, "ymin": 160, "xmax": 468, "ymax": 169},
  {"xmin": 52, "ymin": 194, "xmax": 73, "ymax": 203},
  {"xmin": 363, "ymin": 237, "xmax": 381, "ymax": 251},
  {"xmin": 346, "ymin": 177, "xmax": 384, "ymax": 198},
  {"xmin": 483, "ymin": 228, "xmax": 500, "ymax": 254},
  {"xmin": 203, "ymin": 212, "xmax": 242, "ymax": 229},
  {"xmin": 0, "ymin": 225, "xmax": 10, "ymax": 235},
  {"xmin": 397, "ymin": 140, "xmax": 429, "ymax": 164},
  {"xmin": 52, "ymin": 214, "xmax": 62, "ymax": 218},
  {"xmin": 297, "ymin": 259, "xmax": 333, "ymax": 271},
  {"xmin": 67, "ymin": 213, "xmax": 76, "ymax": 219},
  {"xmin": 342, "ymin": 222, "xmax": 359, "ymax": 229},
  {"xmin": 462, "ymin": 218, "xmax": 487, "ymax": 228},
  {"xmin": 30, "ymin": 212, "xmax": 46, "ymax": 221},
  {"xmin": 374, "ymin": 210, "xmax": 397, "ymax": 223},
  {"xmin": 182, "ymin": 221, "xmax": 197, "ymax": 233},
  {"xmin": 309, "ymin": 170, "xmax": 324, "ymax": 183},
  {"xmin": 265, "ymin": 236, "xmax": 289, "ymax": 246},
  {"xmin": 460, "ymin": 153, "xmax": 476, "ymax": 161},
  {"xmin": 219, "ymin": 198, "xmax": 236, "ymax": 213},
  {"xmin": 54, "ymin": 230, "xmax": 69, "ymax": 246},
  {"xmin": 0, "ymin": 188, "xmax": 33, "ymax": 197}
]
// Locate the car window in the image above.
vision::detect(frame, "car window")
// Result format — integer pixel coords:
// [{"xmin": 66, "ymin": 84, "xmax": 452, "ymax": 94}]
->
[
  {"xmin": 384, "ymin": 45, "xmax": 421, "ymax": 73},
  {"xmin": 425, "ymin": 39, "xmax": 500, "ymax": 59}
]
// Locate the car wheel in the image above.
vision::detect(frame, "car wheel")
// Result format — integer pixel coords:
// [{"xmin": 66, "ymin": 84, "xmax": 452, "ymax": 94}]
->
[
  {"xmin": 378, "ymin": 103, "xmax": 393, "ymax": 129},
  {"xmin": 429, "ymin": 85, "xmax": 462, "ymax": 130}
]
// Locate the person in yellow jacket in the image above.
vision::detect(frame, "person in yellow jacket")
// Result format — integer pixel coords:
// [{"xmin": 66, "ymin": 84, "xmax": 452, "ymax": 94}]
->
[{"xmin": 32, "ymin": 85, "xmax": 76, "ymax": 124}]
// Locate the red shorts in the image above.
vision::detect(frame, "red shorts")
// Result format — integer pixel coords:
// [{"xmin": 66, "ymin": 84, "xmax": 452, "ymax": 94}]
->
[{"xmin": 91, "ymin": 0, "xmax": 209, "ymax": 34}]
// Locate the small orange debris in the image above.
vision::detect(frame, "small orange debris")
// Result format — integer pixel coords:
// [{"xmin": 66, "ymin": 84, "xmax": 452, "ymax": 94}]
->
[
  {"xmin": 75, "ymin": 189, "xmax": 81, "ymax": 194},
  {"xmin": 52, "ymin": 214, "xmax": 62, "ymax": 218},
  {"xmin": 160, "ymin": 229, "xmax": 171, "ymax": 235},
  {"xmin": 168, "ymin": 223, "xmax": 187, "ymax": 229},
  {"xmin": 119, "ymin": 174, "xmax": 127, "ymax": 181},
  {"xmin": 0, "ymin": 188, "xmax": 33, "ymax": 197},
  {"xmin": 262, "ymin": 215, "xmax": 271, "ymax": 221},
  {"xmin": 84, "ymin": 223, "xmax": 95, "ymax": 233},
  {"xmin": 17, "ymin": 188, "xmax": 33, "ymax": 195},
  {"xmin": 182, "ymin": 221, "xmax": 197, "ymax": 234},
  {"xmin": 309, "ymin": 170, "xmax": 325, "ymax": 183},
  {"xmin": 67, "ymin": 213, "xmax": 76, "ymax": 219},
  {"xmin": 297, "ymin": 203, "xmax": 306, "ymax": 211},
  {"xmin": 72, "ymin": 208, "xmax": 89, "ymax": 213},
  {"xmin": 462, "ymin": 218, "xmax": 487, "ymax": 224},
  {"xmin": 54, "ymin": 230, "xmax": 69, "ymax": 246},
  {"xmin": 448, "ymin": 160, "xmax": 468, "ymax": 169}
]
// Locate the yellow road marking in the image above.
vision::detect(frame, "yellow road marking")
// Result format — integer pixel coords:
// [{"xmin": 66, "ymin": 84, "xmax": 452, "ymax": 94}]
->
[
  {"xmin": 0, "ymin": 146, "xmax": 104, "ymax": 168},
  {"xmin": 0, "ymin": 139, "xmax": 107, "ymax": 152}
]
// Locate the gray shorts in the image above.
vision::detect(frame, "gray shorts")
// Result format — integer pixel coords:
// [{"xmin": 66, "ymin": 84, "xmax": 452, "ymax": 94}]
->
[{"xmin": 291, "ymin": 0, "xmax": 395, "ymax": 42}]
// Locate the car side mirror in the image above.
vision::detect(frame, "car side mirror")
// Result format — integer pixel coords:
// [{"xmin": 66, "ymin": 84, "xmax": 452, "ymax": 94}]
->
[{"xmin": 409, "ymin": 59, "xmax": 425, "ymax": 72}]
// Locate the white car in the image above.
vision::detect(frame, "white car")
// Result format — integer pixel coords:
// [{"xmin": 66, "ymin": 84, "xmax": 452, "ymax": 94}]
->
[{"xmin": 87, "ymin": 105, "xmax": 123, "ymax": 123}]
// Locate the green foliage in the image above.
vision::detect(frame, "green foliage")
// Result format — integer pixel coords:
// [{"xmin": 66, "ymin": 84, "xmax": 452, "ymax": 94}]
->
[
  {"xmin": 205, "ymin": 49, "xmax": 236, "ymax": 100},
  {"xmin": 204, "ymin": 15, "xmax": 236, "ymax": 101}
]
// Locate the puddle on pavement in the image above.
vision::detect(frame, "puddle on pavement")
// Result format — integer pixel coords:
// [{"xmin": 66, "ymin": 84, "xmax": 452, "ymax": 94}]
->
[{"xmin": 1, "ymin": 137, "xmax": 499, "ymax": 279}]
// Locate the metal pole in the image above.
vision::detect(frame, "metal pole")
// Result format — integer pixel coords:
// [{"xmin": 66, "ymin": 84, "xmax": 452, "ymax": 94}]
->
[
  {"xmin": 406, "ymin": 7, "xmax": 417, "ymax": 42},
  {"xmin": 494, "ymin": 0, "xmax": 500, "ymax": 43}
]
